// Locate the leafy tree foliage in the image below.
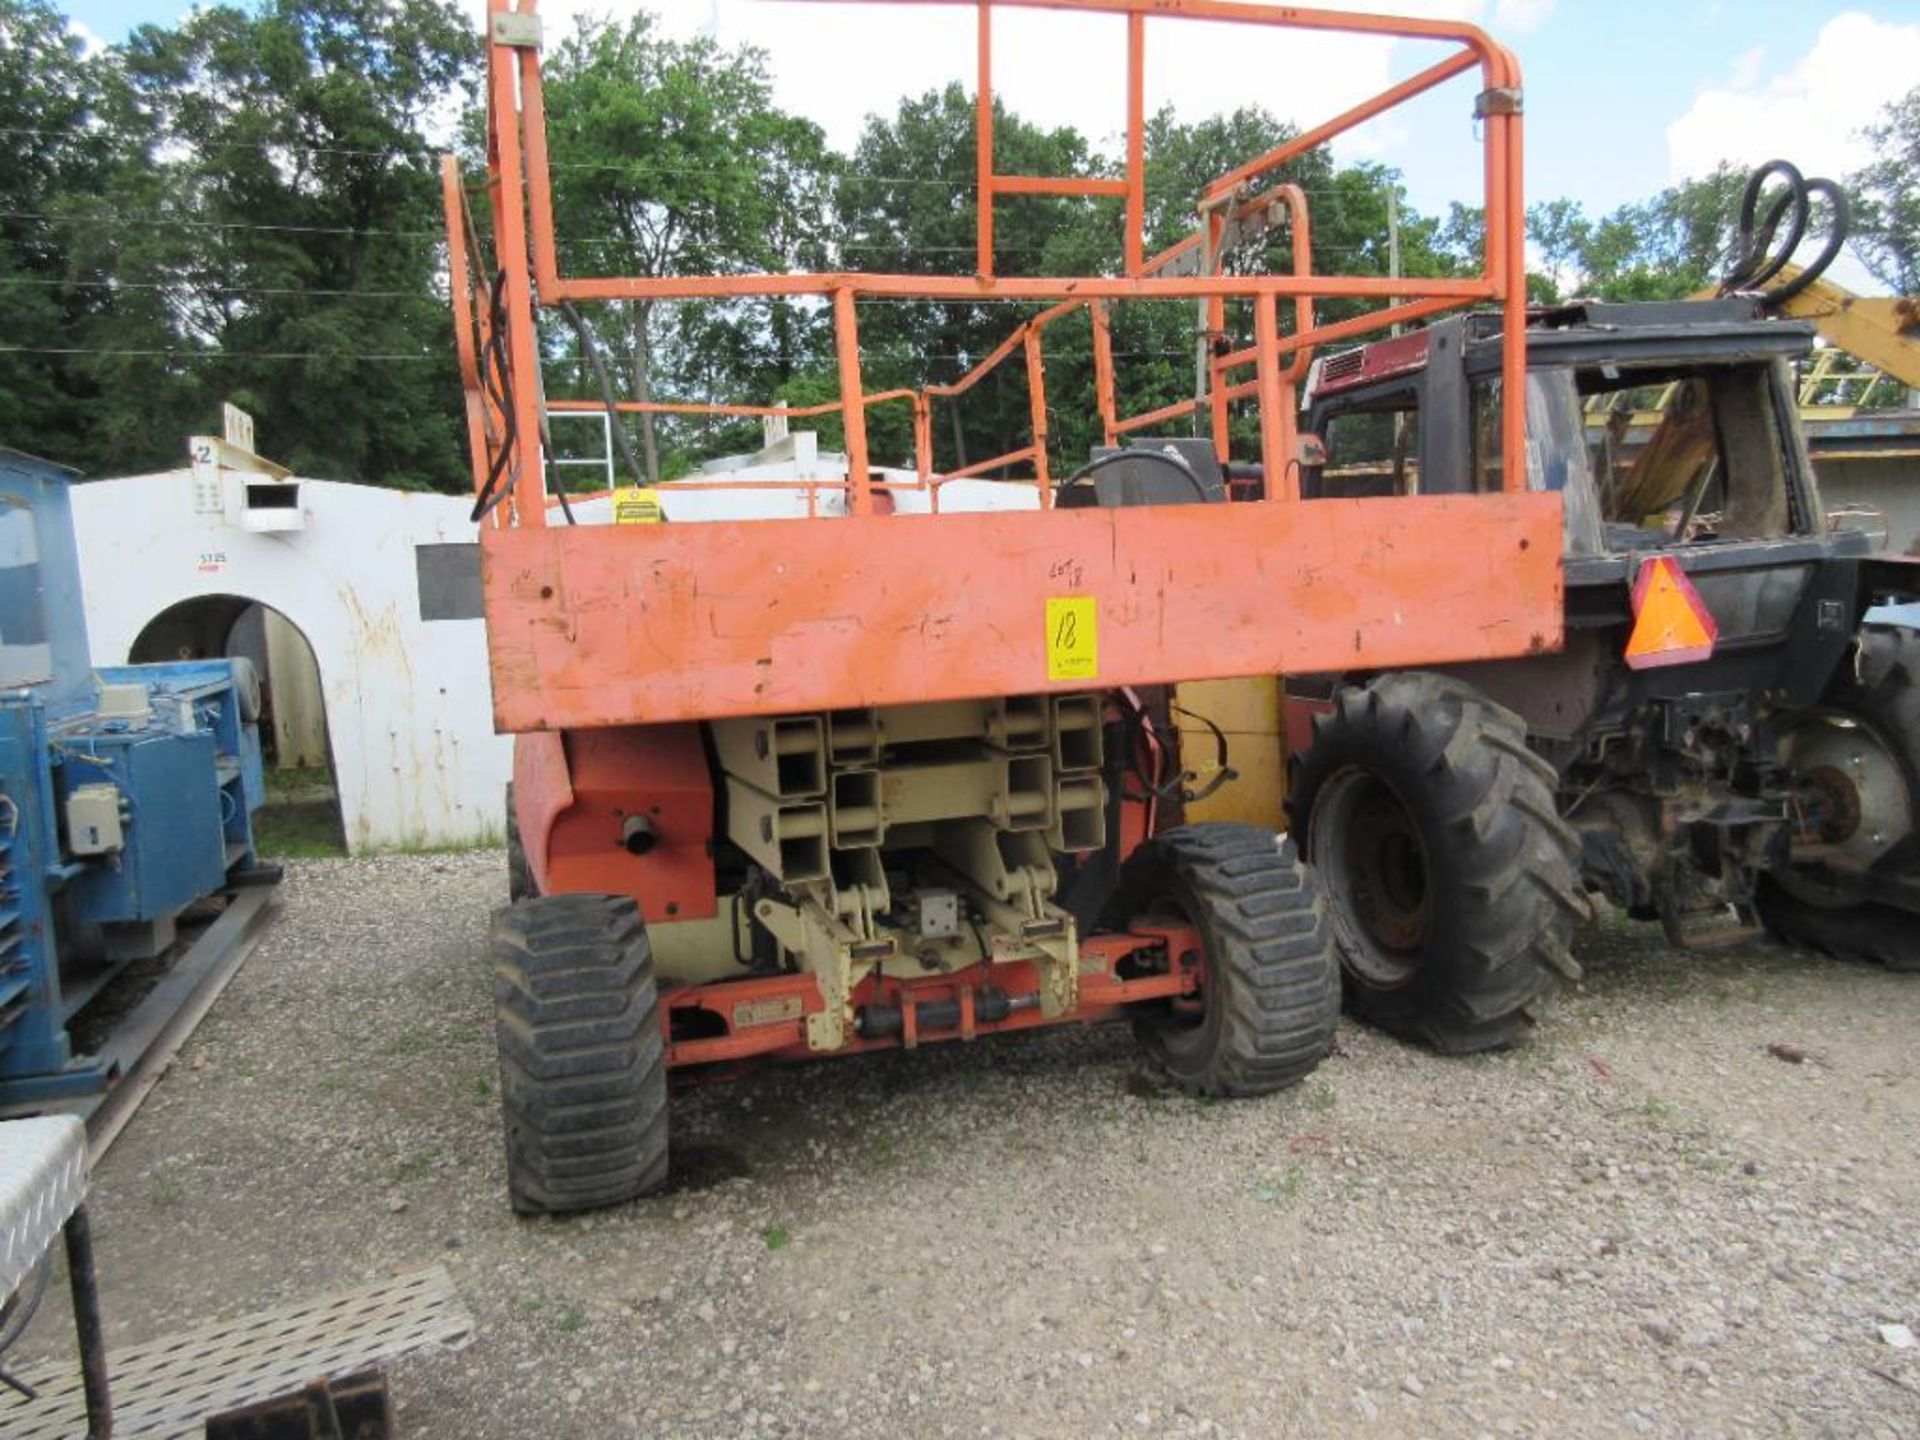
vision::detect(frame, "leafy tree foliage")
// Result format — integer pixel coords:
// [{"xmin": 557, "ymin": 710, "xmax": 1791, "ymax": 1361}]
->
[
  {"xmin": 536, "ymin": 13, "xmax": 832, "ymax": 479},
  {"xmin": 1511, "ymin": 167, "xmax": 1750, "ymax": 305},
  {"xmin": 819, "ymin": 83, "xmax": 1113, "ymax": 471},
  {"xmin": 0, "ymin": 0, "xmax": 111, "ymax": 467},
  {"xmin": 1, "ymin": 0, "xmax": 476, "ymax": 486},
  {"xmin": 1850, "ymin": 85, "xmax": 1920, "ymax": 295},
  {"xmin": 813, "ymin": 94, "xmax": 1464, "ymax": 476},
  {"xmin": 6, "ymin": 1, "xmax": 1899, "ymax": 493},
  {"xmin": 80, "ymin": 0, "xmax": 478, "ymax": 486}
]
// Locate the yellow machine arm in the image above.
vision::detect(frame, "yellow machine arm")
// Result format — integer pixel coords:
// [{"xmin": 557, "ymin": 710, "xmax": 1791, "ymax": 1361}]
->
[{"xmin": 1752, "ymin": 263, "xmax": 1920, "ymax": 393}]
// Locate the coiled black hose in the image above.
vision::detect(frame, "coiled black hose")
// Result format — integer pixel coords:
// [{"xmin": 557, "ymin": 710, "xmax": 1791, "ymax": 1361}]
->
[{"xmin": 1718, "ymin": 158, "xmax": 1851, "ymax": 306}]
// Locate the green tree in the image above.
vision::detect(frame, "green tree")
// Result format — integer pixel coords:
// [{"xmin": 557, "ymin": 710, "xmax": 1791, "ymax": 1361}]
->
[
  {"xmin": 1525, "ymin": 197, "xmax": 1590, "ymax": 303},
  {"xmin": 0, "ymin": 0, "xmax": 111, "ymax": 467},
  {"xmin": 826, "ymin": 83, "xmax": 1112, "ymax": 472},
  {"xmin": 537, "ymin": 13, "xmax": 833, "ymax": 480},
  {"xmin": 1850, "ymin": 86, "xmax": 1919, "ymax": 294},
  {"xmin": 1565, "ymin": 167, "xmax": 1747, "ymax": 302},
  {"xmin": 826, "ymin": 93, "xmax": 1468, "ymax": 476},
  {"xmin": 68, "ymin": 0, "xmax": 476, "ymax": 486}
]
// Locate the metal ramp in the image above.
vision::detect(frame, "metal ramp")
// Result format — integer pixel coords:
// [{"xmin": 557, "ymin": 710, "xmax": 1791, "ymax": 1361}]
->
[{"xmin": 0, "ymin": 1264, "xmax": 473, "ymax": 1438}]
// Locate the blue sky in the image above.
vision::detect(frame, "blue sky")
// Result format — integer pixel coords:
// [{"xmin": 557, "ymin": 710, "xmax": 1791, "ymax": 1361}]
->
[
  {"xmin": 1458, "ymin": 2, "xmax": 1913, "ymax": 213},
  {"xmin": 58, "ymin": 1, "xmax": 1920, "ymax": 287}
]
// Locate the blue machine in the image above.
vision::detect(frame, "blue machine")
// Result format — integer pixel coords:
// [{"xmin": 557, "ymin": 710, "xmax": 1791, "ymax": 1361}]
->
[{"xmin": 0, "ymin": 447, "xmax": 272, "ymax": 1107}]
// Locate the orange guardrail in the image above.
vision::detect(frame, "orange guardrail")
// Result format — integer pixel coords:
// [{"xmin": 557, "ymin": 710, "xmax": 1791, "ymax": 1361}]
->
[
  {"xmin": 446, "ymin": 0, "xmax": 1555, "ymax": 732},
  {"xmin": 448, "ymin": 0, "xmax": 1528, "ymax": 525}
]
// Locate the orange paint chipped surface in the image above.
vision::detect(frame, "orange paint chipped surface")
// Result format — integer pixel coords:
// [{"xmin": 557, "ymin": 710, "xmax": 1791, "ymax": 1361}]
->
[
  {"xmin": 454, "ymin": 0, "xmax": 1553, "ymax": 743},
  {"xmin": 481, "ymin": 494, "xmax": 1565, "ymax": 732}
]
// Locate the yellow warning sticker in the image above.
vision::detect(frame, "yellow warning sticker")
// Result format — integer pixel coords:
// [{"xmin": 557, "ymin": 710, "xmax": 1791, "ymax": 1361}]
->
[
  {"xmin": 613, "ymin": 487, "xmax": 663, "ymax": 525},
  {"xmin": 1046, "ymin": 596, "xmax": 1098, "ymax": 681}
]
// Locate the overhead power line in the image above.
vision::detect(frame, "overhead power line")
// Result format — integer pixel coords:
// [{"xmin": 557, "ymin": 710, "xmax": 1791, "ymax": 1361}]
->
[
  {"xmin": 0, "ymin": 345, "xmax": 439, "ymax": 361},
  {"xmin": 0, "ymin": 121, "xmax": 1358, "ymax": 198},
  {"xmin": 0, "ymin": 275, "xmax": 419, "ymax": 299},
  {"xmin": 0, "ymin": 206, "xmax": 1387, "ymax": 266}
]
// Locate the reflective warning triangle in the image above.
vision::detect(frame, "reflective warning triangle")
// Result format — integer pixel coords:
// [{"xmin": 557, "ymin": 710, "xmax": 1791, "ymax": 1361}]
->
[{"xmin": 1625, "ymin": 556, "xmax": 1718, "ymax": 670}]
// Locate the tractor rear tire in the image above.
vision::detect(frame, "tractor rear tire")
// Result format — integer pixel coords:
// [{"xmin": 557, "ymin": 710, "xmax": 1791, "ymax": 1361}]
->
[
  {"xmin": 1112, "ymin": 824, "xmax": 1339, "ymax": 1096},
  {"xmin": 505, "ymin": 783, "xmax": 534, "ymax": 903},
  {"xmin": 1287, "ymin": 673, "xmax": 1583, "ymax": 1054},
  {"xmin": 1758, "ymin": 624, "xmax": 1920, "ymax": 971},
  {"xmin": 491, "ymin": 894, "xmax": 668, "ymax": 1215}
]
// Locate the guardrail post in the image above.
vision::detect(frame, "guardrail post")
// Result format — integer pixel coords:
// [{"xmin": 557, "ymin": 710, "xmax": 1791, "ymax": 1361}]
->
[
  {"xmin": 1254, "ymin": 292, "xmax": 1298, "ymax": 502},
  {"xmin": 976, "ymin": 0, "xmax": 994, "ymax": 278},
  {"xmin": 913, "ymin": 394, "xmax": 933, "ymax": 486},
  {"xmin": 834, "ymin": 287, "xmax": 873, "ymax": 515},
  {"xmin": 1124, "ymin": 13, "xmax": 1145, "ymax": 275},
  {"xmin": 1023, "ymin": 327, "xmax": 1051, "ymax": 505},
  {"xmin": 1091, "ymin": 301, "xmax": 1117, "ymax": 447}
]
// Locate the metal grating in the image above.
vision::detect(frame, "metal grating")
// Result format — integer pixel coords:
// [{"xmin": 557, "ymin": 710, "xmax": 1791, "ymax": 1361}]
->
[
  {"xmin": 0, "ymin": 1264, "xmax": 473, "ymax": 1438},
  {"xmin": 1318, "ymin": 348, "xmax": 1365, "ymax": 384}
]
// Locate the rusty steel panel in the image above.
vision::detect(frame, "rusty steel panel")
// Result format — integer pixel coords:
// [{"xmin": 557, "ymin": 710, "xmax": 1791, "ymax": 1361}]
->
[{"xmin": 480, "ymin": 494, "xmax": 1565, "ymax": 732}]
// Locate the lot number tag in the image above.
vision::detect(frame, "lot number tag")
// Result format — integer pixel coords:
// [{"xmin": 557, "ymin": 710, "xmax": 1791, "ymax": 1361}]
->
[{"xmin": 1046, "ymin": 597, "xmax": 1098, "ymax": 681}]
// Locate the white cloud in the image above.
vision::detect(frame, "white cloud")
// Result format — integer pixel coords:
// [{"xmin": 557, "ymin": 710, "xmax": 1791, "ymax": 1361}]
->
[
  {"xmin": 1491, "ymin": 0, "xmax": 1555, "ymax": 35},
  {"xmin": 1666, "ymin": 10, "xmax": 1920, "ymax": 184},
  {"xmin": 67, "ymin": 17, "xmax": 106, "ymax": 57}
]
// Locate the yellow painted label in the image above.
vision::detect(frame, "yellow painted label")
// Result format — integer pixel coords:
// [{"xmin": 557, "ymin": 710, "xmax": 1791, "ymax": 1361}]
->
[
  {"xmin": 1046, "ymin": 597, "xmax": 1098, "ymax": 681},
  {"xmin": 613, "ymin": 487, "xmax": 663, "ymax": 525}
]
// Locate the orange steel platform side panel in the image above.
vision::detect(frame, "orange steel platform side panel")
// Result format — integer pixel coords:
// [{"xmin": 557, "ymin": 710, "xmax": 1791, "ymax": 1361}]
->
[{"xmin": 482, "ymin": 493, "xmax": 1563, "ymax": 731}]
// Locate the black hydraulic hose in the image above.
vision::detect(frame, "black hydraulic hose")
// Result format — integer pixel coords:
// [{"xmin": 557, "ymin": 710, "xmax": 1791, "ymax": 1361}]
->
[
  {"xmin": 471, "ymin": 269, "xmax": 575, "ymax": 525},
  {"xmin": 471, "ymin": 270, "xmax": 518, "ymax": 523},
  {"xmin": 1723, "ymin": 159, "xmax": 1811, "ymax": 294},
  {"xmin": 1767, "ymin": 177, "xmax": 1849, "ymax": 304},
  {"xmin": 1718, "ymin": 159, "xmax": 1851, "ymax": 306},
  {"xmin": 558, "ymin": 300, "xmax": 651, "ymax": 490}
]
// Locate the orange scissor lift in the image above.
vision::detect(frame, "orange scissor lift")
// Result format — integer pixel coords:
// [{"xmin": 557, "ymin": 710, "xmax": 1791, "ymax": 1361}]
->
[{"xmin": 446, "ymin": 0, "xmax": 1563, "ymax": 1214}]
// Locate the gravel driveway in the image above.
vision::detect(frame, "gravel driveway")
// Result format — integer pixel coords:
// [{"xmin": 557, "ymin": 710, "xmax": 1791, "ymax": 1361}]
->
[{"xmin": 15, "ymin": 852, "xmax": 1920, "ymax": 1438}]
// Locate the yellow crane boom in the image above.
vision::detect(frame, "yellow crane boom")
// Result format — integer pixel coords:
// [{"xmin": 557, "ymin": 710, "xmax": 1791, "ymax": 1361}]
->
[{"xmin": 1720, "ymin": 262, "xmax": 1920, "ymax": 393}]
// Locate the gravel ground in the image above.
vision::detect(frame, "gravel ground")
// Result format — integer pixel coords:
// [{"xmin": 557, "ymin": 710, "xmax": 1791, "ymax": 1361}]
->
[{"xmin": 12, "ymin": 851, "xmax": 1920, "ymax": 1438}]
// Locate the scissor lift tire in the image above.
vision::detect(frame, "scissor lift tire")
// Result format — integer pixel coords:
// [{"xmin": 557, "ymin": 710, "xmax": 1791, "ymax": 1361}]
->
[
  {"xmin": 505, "ymin": 783, "xmax": 534, "ymax": 904},
  {"xmin": 1114, "ymin": 824, "xmax": 1340, "ymax": 1096},
  {"xmin": 491, "ymin": 894, "xmax": 668, "ymax": 1215}
]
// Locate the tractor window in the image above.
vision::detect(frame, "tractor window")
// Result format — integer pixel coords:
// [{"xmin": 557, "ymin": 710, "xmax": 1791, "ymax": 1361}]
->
[
  {"xmin": 1470, "ymin": 373, "xmax": 1606, "ymax": 554},
  {"xmin": 1319, "ymin": 397, "xmax": 1419, "ymax": 498},
  {"xmin": 1577, "ymin": 361, "xmax": 1799, "ymax": 545}
]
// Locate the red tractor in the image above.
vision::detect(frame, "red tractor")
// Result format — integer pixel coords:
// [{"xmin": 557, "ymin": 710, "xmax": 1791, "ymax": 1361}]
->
[{"xmin": 1285, "ymin": 164, "xmax": 1920, "ymax": 1053}]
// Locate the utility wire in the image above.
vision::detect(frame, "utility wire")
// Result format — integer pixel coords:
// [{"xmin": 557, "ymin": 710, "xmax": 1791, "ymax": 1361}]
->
[
  {"xmin": 0, "ymin": 207, "xmax": 1386, "ymax": 265},
  {"xmin": 0, "ymin": 275, "xmax": 420, "ymax": 298},
  {"xmin": 0, "ymin": 122, "xmax": 1357, "ymax": 196},
  {"xmin": 0, "ymin": 345, "xmax": 439, "ymax": 360},
  {"xmin": 0, "ymin": 207, "xmax": 441, "ymax": 239},
  {"xmin": 0, "ymin": 344, "xmax": 1200, "ymax": 364}
]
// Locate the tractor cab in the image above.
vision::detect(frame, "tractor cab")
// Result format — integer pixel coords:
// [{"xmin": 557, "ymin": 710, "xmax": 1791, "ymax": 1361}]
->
[
  {"xmin": 1302, "ymin": 297, "xmax": 1857, "ymax": 565},
  {"xmin": 1285, "ymin": 281, "xmax": 1920, "ymax": 1054}
]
